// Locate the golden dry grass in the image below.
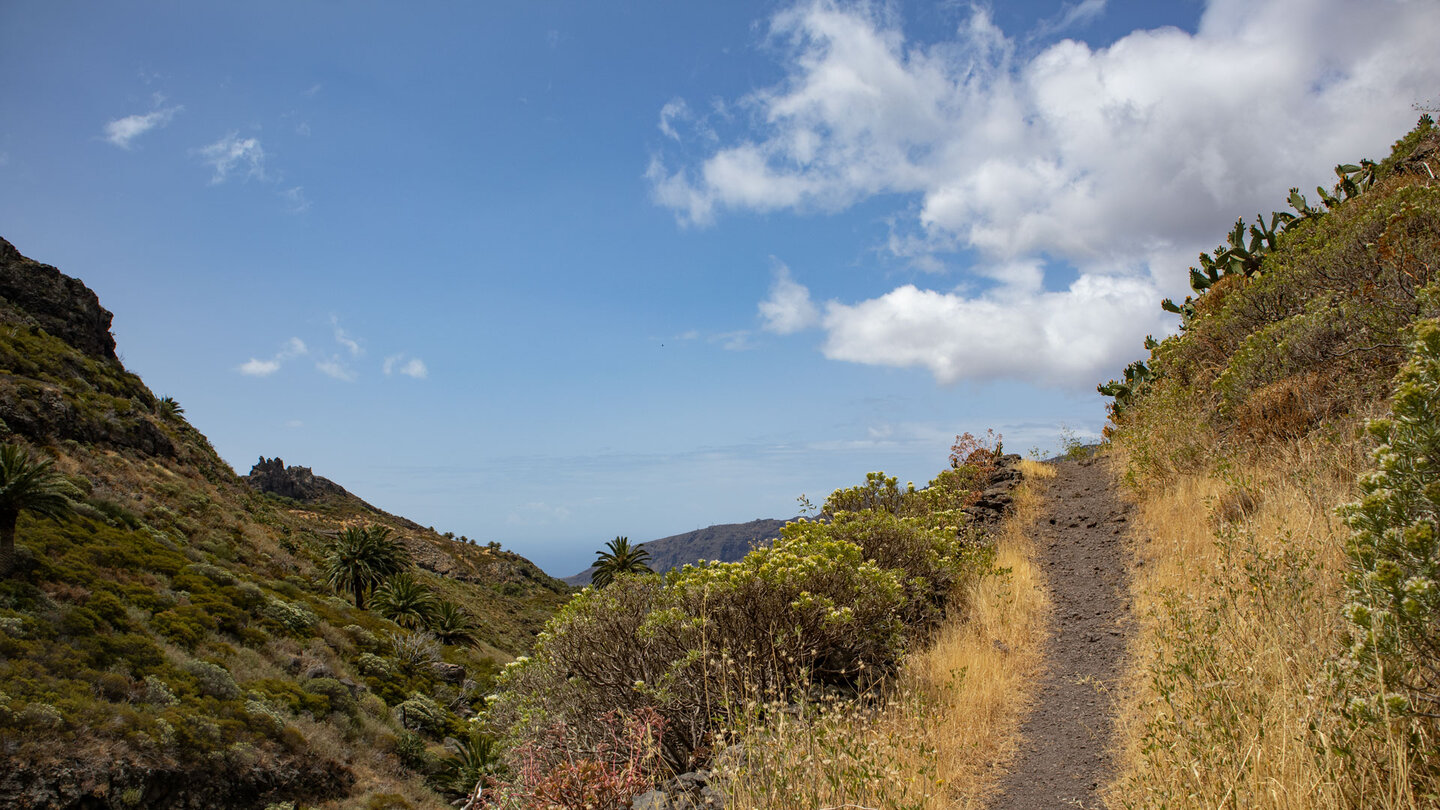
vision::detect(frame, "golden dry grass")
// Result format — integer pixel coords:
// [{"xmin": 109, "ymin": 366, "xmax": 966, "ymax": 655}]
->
[
  {"xmin": 1105, "ymin": 428, "xmax": 1431, "ymax": 809},
  {"xmin": 719, "ymin": 462, "xmax": 1053, "ymax": 810}
]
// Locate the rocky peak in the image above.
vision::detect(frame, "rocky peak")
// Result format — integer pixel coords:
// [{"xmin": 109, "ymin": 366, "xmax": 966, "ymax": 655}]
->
[
  {"xmin": 0, "ymin": 237, "xmax": 118, "ymax": 362},
  {"xmin": 245, "ymin": 457, "xmax": 350, "ymax": 501}
]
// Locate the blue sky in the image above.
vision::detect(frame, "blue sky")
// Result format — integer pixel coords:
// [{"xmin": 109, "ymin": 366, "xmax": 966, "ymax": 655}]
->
[{"xmin": 2, "ymin": 0, "xmax": 1437, "ymax": 575}]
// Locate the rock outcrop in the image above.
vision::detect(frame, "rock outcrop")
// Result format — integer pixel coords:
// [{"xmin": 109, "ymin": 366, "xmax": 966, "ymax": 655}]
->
[
  {"xmin": 962, "ymin": 453, "xmax": 1025, "ymax": 527},
  {"xmin": 0, "ymin": 237, "xmax": 117, "ymax": 362},
  {"xmin": 245, "ymin": 457, "xmax": 351, "ymax": 501}
]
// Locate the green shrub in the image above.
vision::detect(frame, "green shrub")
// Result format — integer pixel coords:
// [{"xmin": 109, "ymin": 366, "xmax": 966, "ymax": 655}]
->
[
  {"xmin": 142, "ymin": 674, "xmax": 178, "ymax": 706},
  {"xmin": 261, "ymin": 597, "xmax": 317, "ymax": 634},
  {"xmin": 244, "ymin": 698, "xmax": 288, "ymax": 734},
  {"xmin": 304, "ymin": 677, "xmax": 357, "ymax": 717},
  {"xmin": 183, "ymin": 660, "xmax": 240, "ymax": 700},
  {"xmin": 357, "ymin": 652, "xmax": 394, "ymax": 678},
  {"xmin": 394, "ymin": 692, "xmax": 449, "ymax": 737},
  {"xmin": 1337, "ymin": 319, "xmax": 1440, "ymax": 777},
  {"xmin": 823, "ymin": 471, "xmax": 908, "ymax": 516}
]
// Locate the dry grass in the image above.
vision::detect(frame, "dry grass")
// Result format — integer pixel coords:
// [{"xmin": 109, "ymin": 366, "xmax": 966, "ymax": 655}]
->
[
  {"xmin": 718, "ymin": 461, "xmax": 1052, "ymax": 809},
  {"xmin": 1106, "ymin": 427, "xmax": 1431, "ymax": 809}
]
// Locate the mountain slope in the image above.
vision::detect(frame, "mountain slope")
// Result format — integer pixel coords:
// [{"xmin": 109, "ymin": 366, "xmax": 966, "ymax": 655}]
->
[
  {"xmin": 563, "ymin": 517, "xmax": 792, "ymax": 586},
  {"xmin": 0, "ymin": 237, "xmax": 569, "ymax": 809}
]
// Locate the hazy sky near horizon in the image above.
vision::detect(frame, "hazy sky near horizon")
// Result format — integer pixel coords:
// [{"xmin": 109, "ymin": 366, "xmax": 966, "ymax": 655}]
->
[{"xmin": 2, "ymin": 0, "xmax": 1437, "ymax": 574}]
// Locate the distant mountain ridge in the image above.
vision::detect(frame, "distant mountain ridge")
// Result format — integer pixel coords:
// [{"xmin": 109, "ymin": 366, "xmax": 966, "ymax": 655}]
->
[{"xmin": 565, "ymin": 517, "xmax": 795, "ymax": 586}]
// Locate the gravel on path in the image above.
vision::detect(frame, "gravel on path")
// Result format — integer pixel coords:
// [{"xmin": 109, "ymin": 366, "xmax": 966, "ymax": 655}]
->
[{"xmin": 988, "ymin": 455, "xmax": 1134, "ymax": 810}]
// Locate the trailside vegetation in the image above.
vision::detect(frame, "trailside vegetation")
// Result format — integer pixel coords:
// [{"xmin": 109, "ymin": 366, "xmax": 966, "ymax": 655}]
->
[
  {"xmin": 1101, "ymin": 116, "xmax": 1440, "ymax": 807},
  {"xmin": 478, "ymin": 436, "xmax": 1012, "ymax": 807}
]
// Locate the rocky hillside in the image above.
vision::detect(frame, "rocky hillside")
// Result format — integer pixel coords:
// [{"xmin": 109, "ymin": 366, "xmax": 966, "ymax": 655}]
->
[{"xmin": 0, "ymin": 237, "xmax": 569, "ymax": 809}]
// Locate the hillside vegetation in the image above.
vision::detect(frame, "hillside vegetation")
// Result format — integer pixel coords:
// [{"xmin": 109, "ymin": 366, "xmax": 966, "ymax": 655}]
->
[
  {"xmin": 0, "ymin": 239, "xmax": 569, "ymax": 809},
  {"xmin": 1101, "ymin": 116, "xmax": 1440, "ymax": 807}
]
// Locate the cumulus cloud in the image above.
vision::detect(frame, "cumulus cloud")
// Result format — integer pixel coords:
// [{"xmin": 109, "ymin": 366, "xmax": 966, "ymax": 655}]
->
[
  {"xmin": 103, "ymin": 105, "xmax": 182, "ymax": 149},
  {"xmin": 197, "ymin": 132, "xmax": 266, "ymax": 183},
  {"xmin": 758, "ymin": 262, "xmax": 820, "ymax": 334},
  {"xmin": 650, "ymin": 0, "xmax": 1440, "ymax": 387},
  {"xmin": 383, "ymin": 354, "xmax": 429, "ymax": 379},
  {"xmin": 237, "ymin": 337, "xmax": 307, "ymax": 377},
  {"xmin": 821, "ymin": 276, "xmax": 1169, "ymax": 387}
]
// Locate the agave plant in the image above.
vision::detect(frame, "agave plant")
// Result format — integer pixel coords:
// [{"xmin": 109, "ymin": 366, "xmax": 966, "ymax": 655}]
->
[
  {"xmin": 373, "ymin": 572, "xmax": 437, "ymax": 629},
  {"xmin": 433, "ymin": 733, "xmax": 503, "ymax": 798},
  {"xmin": 430, "ymin": 601, "xmax": 479, "ymax": 646},
  {"xmin": 391, "ymin": 630, "xmax": 442, "ymax": 675}
]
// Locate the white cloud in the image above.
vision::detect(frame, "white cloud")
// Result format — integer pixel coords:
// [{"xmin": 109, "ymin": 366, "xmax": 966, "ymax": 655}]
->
[
  {"xmin": 820, "ymin": 275, "xmax": 1169, "ymax": 388},
  {"xmin": 1031, "ymin": 0, "xmax": 1107, "ymax": 40},
  {"xmin": 237, "ymin": 337, "xmax": 307, "ymax": 377},
  {"xmin": 650, "ymin": 0, "xmax": 1440, "ymax": 387},
  {"xmin": 383, "ymin": 353, "xmax": 428, "ymax": 379},
  {"xmin": 659, "ymin": 98, "xmax": 690, "ymax": 141},
  {"xmin": 284, "ymin": 419, "xmax": 304, "ymax": 429},
  {"xmin": 710, "ymin": 330, "xmax": 756, "ymax": 351},
  {"xmin": 758, "ymin": 262, "xmax": 820, "ymax": 334},
  {"xmin": 238, "ymin": 358, "xmax": 281, "ymax": 377},
  {"xmin": 330, "ymin": 316, "xmax": 363, "ymax": 357},
  {"xmin": 197, "ymin": 132, "xmax": 266, "ymax": 183},
  {"xmin": 316, "ymin": 357, "xmax": 357, "ymax": 381},
  {"xmin": 104, "ymin": 105, "xmax": 182, "ymax": 149},
  {"xmin": 281, "ymin": 186, "xmax": 311, "ymax": 213}
]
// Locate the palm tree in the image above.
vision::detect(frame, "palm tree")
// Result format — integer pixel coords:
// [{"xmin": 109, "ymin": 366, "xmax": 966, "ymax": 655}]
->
[
  {"xmin": 156, "ymin": 396, "xmax": 185, "ymax": 421},
  {"xmin": 591, "ymin": 536, "xmax": 652, "ymax": 588},
  {"xmin": 429, "ymin": 601, "xmax": 479, "ymax": 646},
  {"xmin": 324, "ymin": 525, "xmax": 410, "ymax": 609},
  {"xmin": 0, "ymin": 444, "xmax": 81, "ymax": 577},
  {"xmin": 373, "ymin": 572, "xmax": 437, "ymax": 630}
]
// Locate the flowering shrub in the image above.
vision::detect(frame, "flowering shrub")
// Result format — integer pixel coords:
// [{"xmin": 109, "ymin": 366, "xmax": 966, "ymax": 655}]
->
[
  {"xmin": 781, "ymin": 508, "xmax": 982, "ymax": 630},
  {"xmin": 491, "ymin": 460, "xmax": 996, "ymax": 781},
  {"xmin": 670, "ymin": 531, "xmax": 908, "ymax": 689},
  {"xmin": 1337, "ymin": 319, "xmax": 1440, "ymax": 765},
  {"xmin": 493, "ymin": 576, "xmax": 701, "ymax": 767},
  {"xmin": 823, "ymin": 471, "xmax": 909, "ymax": 516}
]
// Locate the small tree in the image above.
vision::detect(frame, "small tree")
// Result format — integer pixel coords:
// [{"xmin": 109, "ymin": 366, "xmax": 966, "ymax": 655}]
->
[
  {"xmin": 373, "ymin": 572, "xmax": 437, "ymax": 630},
  {"xmin": 0, "ymin": 444, "xmax": 80, "ymax": 577},
  {"xmin": 430, "ymin": 601, "xmax": 479, "ymax": 646},
  {"xmin": 591, "ymin": 536, "xmax": 652, "ymax": 588},
  {"xmin": 324, "ymin": 525, "xmax": 410, "ymax": 609}
]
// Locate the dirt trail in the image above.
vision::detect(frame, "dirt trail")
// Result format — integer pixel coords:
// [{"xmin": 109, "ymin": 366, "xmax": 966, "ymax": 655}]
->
[{"xmin": 989, "ymin": 455, "xmax": 1133, "ymax": 810}]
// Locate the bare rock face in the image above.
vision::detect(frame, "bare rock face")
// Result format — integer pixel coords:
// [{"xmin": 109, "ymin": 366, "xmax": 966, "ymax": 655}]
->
[
  {"xmin": 245, "ymin": 457, "xmax": 350, "ymax": 501},
  {"xmin": 0, "ymin": 237, "xmax": 117, "ymax": 362}
]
